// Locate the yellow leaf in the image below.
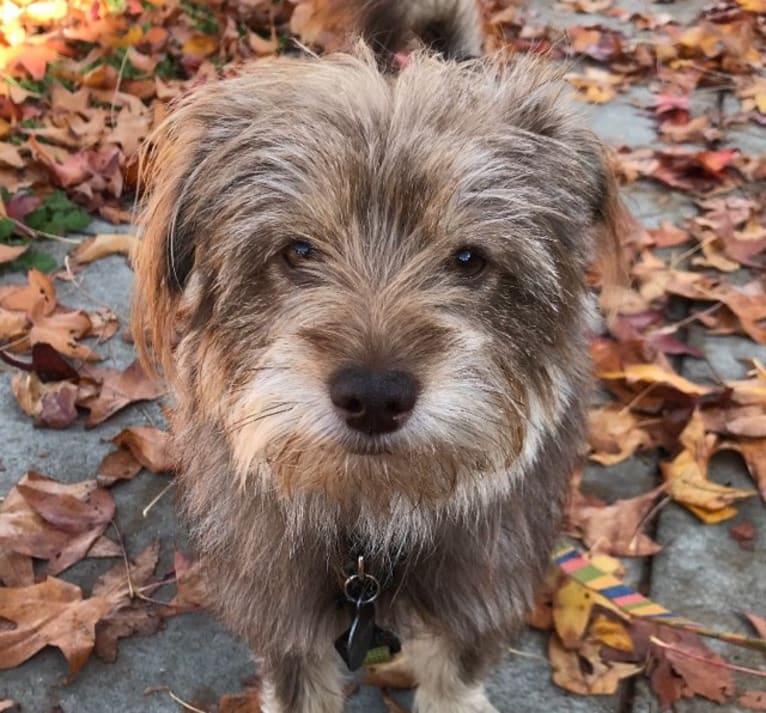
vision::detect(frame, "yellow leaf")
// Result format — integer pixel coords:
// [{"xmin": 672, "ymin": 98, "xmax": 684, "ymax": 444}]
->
[
  {"xmin": 111, "ymin": 26, "xmax": 144, "ymax": 49},
  {"xmin": 736, "ymin": 0, "xmax": 766, "ymax": 11},
  {"xmin": 182, "ymin": 34, "xmax": 219, "ymax": 58},
  {"xmin": 661, "ymin": 410, "xmax": 755, "ymax": 521},
  {"xmin": 588, "ymin": 404, "xmax": 652, "ymax": 465},
  {"xmin": 549, "ymin": 635, "xmax": 640, "ymax": 696},
  {"xmin": 591, "ymin": 614, "xmax": 635, "ymax": 653},
  {"xmin": 70, "ymin": 233, "xmax": 138, "ymax": 265},
  {"xmin": 601, "ymin": 363, "xmax": 712, "ymax": 396},
  {"xmin": 685, "ymin": 504, "xmax": 739, "ymax": 524},
  {"xmin": 553, "ymin": 579, "xmax": 595, "ymax": 649}
]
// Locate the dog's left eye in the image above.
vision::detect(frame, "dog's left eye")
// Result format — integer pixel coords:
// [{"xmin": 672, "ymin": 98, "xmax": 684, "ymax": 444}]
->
[
  {"xmin": 283, "ymin": 240, "xmax": 315, "ymax": 268},
  {"xmin": 453, "ymin": 247, "xmax": 487, "ymax": 278}
]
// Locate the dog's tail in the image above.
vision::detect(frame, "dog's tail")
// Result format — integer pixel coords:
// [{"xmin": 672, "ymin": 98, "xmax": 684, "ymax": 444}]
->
[{"xmin": 316, "ymin": 0, "xmax": 483, "ymax": 62}]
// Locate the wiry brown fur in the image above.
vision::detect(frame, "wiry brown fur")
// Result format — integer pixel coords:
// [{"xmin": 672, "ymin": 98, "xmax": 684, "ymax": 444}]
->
[{"xmin": 133, "ymin": 22, "xmax": 623, "ymax": 713}]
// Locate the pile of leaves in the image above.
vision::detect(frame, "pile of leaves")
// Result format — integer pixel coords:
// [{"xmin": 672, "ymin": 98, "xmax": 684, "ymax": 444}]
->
[{"xmin": 1, "ymin": 0, "xmax": 765, "ymax": 712}]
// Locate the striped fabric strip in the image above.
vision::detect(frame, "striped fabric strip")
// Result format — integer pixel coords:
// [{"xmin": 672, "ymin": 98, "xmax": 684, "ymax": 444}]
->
[{"xmin": 553, "ymin": 545, "xmax": 766, "ymax": 653}]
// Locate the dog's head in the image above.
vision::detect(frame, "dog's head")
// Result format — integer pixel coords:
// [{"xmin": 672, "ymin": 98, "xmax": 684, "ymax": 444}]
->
[{"xmin": 133, "ymin": 49, "xmax": 622, "ymax": 510}]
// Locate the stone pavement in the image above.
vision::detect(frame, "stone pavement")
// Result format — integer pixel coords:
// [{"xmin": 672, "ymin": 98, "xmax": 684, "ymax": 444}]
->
[{"xmin": 1, "ymin": 0, "xmax": 764, "ymax": 711}]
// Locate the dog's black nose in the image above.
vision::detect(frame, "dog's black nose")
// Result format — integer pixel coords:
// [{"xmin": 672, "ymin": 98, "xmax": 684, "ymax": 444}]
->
[{"xmin": 329, "ymin": 366, "xmax": 418, "ymax": 435}]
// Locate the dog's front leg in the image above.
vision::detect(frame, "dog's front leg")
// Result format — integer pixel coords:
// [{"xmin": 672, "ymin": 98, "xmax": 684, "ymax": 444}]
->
[
  {"xmin": 259, "ymin": 650, "xmax": 345, "ymax": 713},
  {"xmin": 408, "ymin": 635, "xmax": 500, "ymax": 713}
]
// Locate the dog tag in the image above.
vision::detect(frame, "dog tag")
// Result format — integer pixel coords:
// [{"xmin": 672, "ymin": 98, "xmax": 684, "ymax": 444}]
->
[{"xmin": 335, "ymin": 599, "xmax": 376, "ymax": 670}]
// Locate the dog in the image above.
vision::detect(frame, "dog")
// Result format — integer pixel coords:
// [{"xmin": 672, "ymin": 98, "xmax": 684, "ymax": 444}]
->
[{"xmin": 132, "ymin": 1, "xmax": 622, "ymax": 711}]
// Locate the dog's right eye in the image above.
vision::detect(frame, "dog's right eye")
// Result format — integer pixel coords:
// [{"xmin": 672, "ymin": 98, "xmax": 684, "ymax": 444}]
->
[{"xmin": 283, "ymin": 240, "xmax": 315, "ymax": 269}]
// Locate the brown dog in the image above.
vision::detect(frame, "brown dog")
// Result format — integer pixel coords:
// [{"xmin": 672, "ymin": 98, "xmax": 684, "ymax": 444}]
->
[{"xmin": 132, "ymin": 2, "xmax": 621, "ymax": 711}]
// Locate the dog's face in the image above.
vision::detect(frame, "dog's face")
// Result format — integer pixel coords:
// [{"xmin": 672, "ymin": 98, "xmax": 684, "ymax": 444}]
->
[{"xmin": 135, "ymin": 49, "xmax": 620, "ymax": 512}]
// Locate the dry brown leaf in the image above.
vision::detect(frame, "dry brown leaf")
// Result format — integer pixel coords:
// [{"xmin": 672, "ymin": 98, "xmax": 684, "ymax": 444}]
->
[
  {"xmin": 0, "ymin": 308, "xmax": 27, "ymax": 343},
  {"xmin": 0, "ymin": 577, "xmax": 111, "ymax": 675},
  {"xmin": 549, "ymin": 635, "xmax": 639, "ymax": 695},
  {"xmin": 79, "ymin": 360, "xmax": 164, "ymax": 426},
  {"xmin": 0, "ymin": 472, "xmax": 115, "ymax": 575},
  {"xmin": 112, "ymin": 426, "xmax": 172, "ymax": 473},
  {"xmin": 69, "ymin": 233, "xmax": 138, "ymax": 265},
  {"xmin": 0, "ymin": 551, "xmax": 34, "ymax": 587},
  {"xmin": 11, "ymin": 371, "xmax": 79, "ymax": 429},
  {"xmin": 600, "ymin": 362, "xmax": 713, "ymax": 398},
  {"xmin": 568, "ymin": 487, "xmax": 664, "ymax": 557},
  {"xmin": 587, "ymin": 404, "xmax": 654, "ymax": 465},
  {"xmin": 97, "ymin": 426, "xmax": 171, "ymax": 486},
  {"xmin": 743, "ymin": 612, "xmax": 766, "ymax": 639},
  {"xmin": 0, "ymin": 244, "xmax": 28, "ymax": 264},
  {"xmin": 91, "ymin": 542, "xmax": 163, "ymax": 662},
  {"xmin": 219, "ymin": 687, "xmax": 262, "ymax": 713},
  {"xmin": 162, "ymin": 551, "xmax": 209, "ymax": 615},
  {"xmin": 0, "ymin": 269, "xmax": 56, "ymax": 315},
  {"xmin": 717, "ymin": 439, "xmax": 766, "ymax": 502},
  {"xmin": 96, "ymin": 448, "xmax": 142, "ymax": 487},
  {"xmin": 739, "ymin": 690, "xmax": 766, "ymax": 711}
]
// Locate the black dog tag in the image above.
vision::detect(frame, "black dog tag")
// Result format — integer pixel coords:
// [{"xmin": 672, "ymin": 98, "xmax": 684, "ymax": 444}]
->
[{"xmin": 335, "ymin": 599, "xmax": 376, "ymax": 670}]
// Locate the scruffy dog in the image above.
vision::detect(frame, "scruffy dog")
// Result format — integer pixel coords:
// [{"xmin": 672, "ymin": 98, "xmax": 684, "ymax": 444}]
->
[{"xmin": 133, "ymin": 1, "xmax": 621, "ymax": 711}]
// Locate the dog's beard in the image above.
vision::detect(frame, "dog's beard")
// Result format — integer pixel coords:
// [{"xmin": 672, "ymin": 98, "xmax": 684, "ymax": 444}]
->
[{"xmin": 217, "ymin": 330, "xmax": 568, "ymax": 555}]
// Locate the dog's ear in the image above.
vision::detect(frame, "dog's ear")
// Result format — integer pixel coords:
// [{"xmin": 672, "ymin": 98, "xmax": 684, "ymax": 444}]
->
[
  {"xmin": 131, "ymin": 93, "xmax": 217, "ymax": 377},
  {"xmin": 494, "ymin": 54, "xmax": 628, "ymax": 292}
]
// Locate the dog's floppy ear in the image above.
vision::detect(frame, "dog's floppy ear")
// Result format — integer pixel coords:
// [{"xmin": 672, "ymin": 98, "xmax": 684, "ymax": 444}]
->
[
  {"xmin": 494, "ymin": 54, "xmax": 627, "ymax": 291},
  {"xmin": 131, "ymin": 94, "xmax": 215, "ymax": 377}
]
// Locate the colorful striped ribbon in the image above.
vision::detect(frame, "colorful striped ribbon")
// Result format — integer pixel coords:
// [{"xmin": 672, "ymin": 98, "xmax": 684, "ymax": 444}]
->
[{"xmin": 554, "ymin": 545, "xmax": 766, "ymax": 653}]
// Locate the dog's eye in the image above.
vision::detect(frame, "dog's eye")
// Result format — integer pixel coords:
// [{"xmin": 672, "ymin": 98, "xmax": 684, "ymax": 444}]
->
[
  {"xmin": 283, "ymin": 240, "xmax": 315, "ymax": 268},
  {"xmin": 453, "ymin": 247, "xmax": 487, "ymax": 278}
]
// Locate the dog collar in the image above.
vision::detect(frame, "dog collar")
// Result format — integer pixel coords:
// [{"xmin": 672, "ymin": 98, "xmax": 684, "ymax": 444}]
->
[{"xmin": 334, "ymin": 555, "xmax": 401, "ymax": 670}]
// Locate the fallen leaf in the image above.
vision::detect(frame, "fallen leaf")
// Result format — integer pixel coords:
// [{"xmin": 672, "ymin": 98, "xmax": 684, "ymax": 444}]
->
[
  {"xmin": 111, "ymin": 426, "xmax": 172, "ymax": 473},
  {"xmin": 588, "ymin": 404, "xmax": 654, "ymax": 465},
  {"xmin": 0, "ymin": 244, "xmax": 28, "ymax": 264},
  {"xmin": 1, "ymin": 342, "xmax": 80, "ymax": 382},
  {"xmin": 27, "ymin": 305, "xmax": 100, "ymax": 361},
  {"xmin": 661, "ymin": 410, "xmax": 755, "ymax": 522},
  {"xmin": 91, "ymin": 542, "xmax": 163, "ymax": 662},
  {"xmin": 0, "ymin": 269, "xmax": 56, "ymax": 315},
  {"xmin": 79, "ymin": 360, "xmax": 164, "ymax": 426},
  {"xmin": 717, "ymin": 439, "xmax": 766, "ymax": 501},
  {"xmin": 730, "ymin": 520, "xmax": 756, "ymax": 550},
  {"xmin": 11, "ymin": 371, "xmax": 79, "ymax": 429},
  {"xmin": 162, "ymin": 551, "xmax": 208, "ymax": 614},
  {"xmin": 743, "ymin": 613, "xmax": 766, "ymax": 639},
  {"xmin": 549, "ymin": 635, "xmax": 639, "ymax": 695},
  {"xmin": 567, "ymin": 486, "xmax": 664, "ymax": 556},
  {"xmin": 0, "ymin": 577, "xmax": 110, "ymax": 674},
  {"xmin": 0, "ymin": 551, "xmax": 34, "ymax": 587},
  {"xmin": 69, "ymin": 233, "xmax": 138, "ymax": 265},
  {"xmin": 219, "ymin": 687, "xmax": 262, "ymax": 713},
  {"xmin": 601, "ymin": 363, "xmax": 713, "ymax": 397},
  {"xmin": 739, "ymin": 690, "xmax": 766, "ymax": 711},
  {"xmin": 0, "ymin": 472, "xmax": 115, "ymax": 575},
  {"xmin": 96, "ymin": 449, "xmax": 142, "ymax": 487}
]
